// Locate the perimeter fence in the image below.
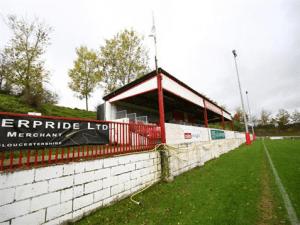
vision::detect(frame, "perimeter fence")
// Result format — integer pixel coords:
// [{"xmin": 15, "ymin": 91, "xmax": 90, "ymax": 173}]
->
[{"xmin": 0, "ymin": 113, "xmax": 161, "ymax": 171}]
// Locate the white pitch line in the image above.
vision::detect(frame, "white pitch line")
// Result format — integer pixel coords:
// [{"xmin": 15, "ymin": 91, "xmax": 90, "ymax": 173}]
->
[{"xmin": 262, "ymin": 139, "xmax": 300, "ymax": 225}]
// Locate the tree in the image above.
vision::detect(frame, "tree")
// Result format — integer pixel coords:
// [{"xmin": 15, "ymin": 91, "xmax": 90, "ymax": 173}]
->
[
  {"xmin": 233, "ymin": 107, "xmax": 243, "ymax": 123},
  {"xmin": 232, "ymin": 107, "xmax": 244, "ymax": 131},
  {"xmin": 99, "ymin": 29, "xmax": 150, "ymax": 95},
  {"xmin": 0, "ymin": 51, "xmax": 12, "ymax": 94},
  {"xmin": 290, "ymin": 109, "xmax": 300, "ymax": 124},
  {"xmin": 68, "ymin": 46, "xmax": 102, "ymax": 111},
  {"xmin": 275, "ymin": 108, "xmax": 290, "ymax": 129},
  {"xmin": 258, "ymin": 109, "xmax": 272, "ymax": 125},
  {"xmin": 2, "ymin": 15, "xmax": 53, "ymax": 106}
]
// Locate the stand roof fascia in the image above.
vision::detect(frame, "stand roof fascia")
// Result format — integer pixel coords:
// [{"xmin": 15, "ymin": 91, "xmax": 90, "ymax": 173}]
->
[{"xmin": 103, "ymin": 68, "xmax": 232, "ymax": 121}]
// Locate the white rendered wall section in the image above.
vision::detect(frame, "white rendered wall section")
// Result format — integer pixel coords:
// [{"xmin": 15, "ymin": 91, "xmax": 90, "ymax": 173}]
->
[
  {"xmin": 161, "ymin": 74, "xmax": 204, "ymax": 108},
  {"xmin": 109, "ymin": 76, "xmax": 158, "ymax": 103},
  {"xmin": 104, "ymin": 102, "xmax": 117, "ymax": 121}
]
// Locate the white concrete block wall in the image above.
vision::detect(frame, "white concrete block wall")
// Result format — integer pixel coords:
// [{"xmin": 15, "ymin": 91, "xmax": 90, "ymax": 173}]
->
[
  {"xmin": 169, "ymin": 138, "xmax": 246, "ymax": 178},
  {"xmin": 0, "ymin": 125, "xmax": 247, "ymax": 225},
  {"xmin": 0, "ymin": 151, "xmax": 161, "ymax": 225}
]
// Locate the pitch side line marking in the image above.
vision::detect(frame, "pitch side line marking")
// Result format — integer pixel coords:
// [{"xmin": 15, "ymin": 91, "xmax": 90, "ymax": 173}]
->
[{"xmin": 262, "ymin": 139, "xmax": 299, "ymax": 225}]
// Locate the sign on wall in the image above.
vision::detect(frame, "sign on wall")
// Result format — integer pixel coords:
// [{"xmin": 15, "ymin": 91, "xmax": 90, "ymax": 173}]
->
[
  {"xmin": 183, "ymin": 130, "xmax": 201, "ymax": 142},
  {"xmin": 0, "ymin": 113, "xmax": 109, "ymax": 152},
  {"xmin": 211, "ymin": 129, "xmax": 225, "ymax": 140}
]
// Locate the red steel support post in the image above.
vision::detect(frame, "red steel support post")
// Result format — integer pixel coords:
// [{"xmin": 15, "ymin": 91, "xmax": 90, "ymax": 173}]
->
[
  {"xmin": 222, "ymin": 116, "xmax": 226, "ymax": 130},
  {"xmin": 231, "ymin": 120, "xmax": 235, "ymax": 131},
  {"xmin": 157, "ymin": 73, "xmax": 166, "ymax": 144},
  {"xmin": 204, "ymin": 107, "xmax": 208, "ymax": 128}
]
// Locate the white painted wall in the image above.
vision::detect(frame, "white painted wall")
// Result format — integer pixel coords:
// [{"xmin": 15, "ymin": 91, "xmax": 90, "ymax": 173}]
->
[
  {"xmin": 0, "ymin": 152, "xmax": 161, "ymax": 225},
  {"xmin": 169, "ymin": 138, "xmax": 245, "ymax": 177}
]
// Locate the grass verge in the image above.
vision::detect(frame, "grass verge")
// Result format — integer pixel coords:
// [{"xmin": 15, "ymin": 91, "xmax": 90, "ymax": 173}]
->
[
  {"xmin": 0, "ymin": 93, "xmax": 97, "ymax": 119},
  {"xmin": 72, "ymin": 141, "xmax": 288, "ymax": 225}
]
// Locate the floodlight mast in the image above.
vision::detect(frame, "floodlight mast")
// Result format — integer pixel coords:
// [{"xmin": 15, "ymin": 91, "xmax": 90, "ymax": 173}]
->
[
  {"xmin": 246, "ymin": 91, "xmax": 256, "ymax": 141},
  {"xmin": 232, "ymin": 50, "xmax": 251, "ymax": 145},
  {"xmin": 150, "ymin": 11, "xmax": 166, "ymax": 144}
]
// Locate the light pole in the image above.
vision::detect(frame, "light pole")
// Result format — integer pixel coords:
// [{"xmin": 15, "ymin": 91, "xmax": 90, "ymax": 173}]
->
[
  {"xmin": 246, "ymin": 91, "xmax": 256, "ymax": 141},
  {"xmin": 232, "ymin": 50, "xmax": 251, "ymax": 145}
]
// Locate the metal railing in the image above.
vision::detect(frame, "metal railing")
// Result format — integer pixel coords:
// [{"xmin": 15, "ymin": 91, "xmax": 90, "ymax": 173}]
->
[{"xmin": 0, "ymin": 121, "xmax": 161, "ymax": 171}]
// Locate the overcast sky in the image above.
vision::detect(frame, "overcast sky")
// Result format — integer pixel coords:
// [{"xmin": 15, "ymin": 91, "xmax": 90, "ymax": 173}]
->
[{"xmin": 1, "ymin": 0, "xmax": 299, "ymax": 118}]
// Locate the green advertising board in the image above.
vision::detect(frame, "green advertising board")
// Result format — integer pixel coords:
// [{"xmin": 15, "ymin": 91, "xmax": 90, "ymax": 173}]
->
[{"xmin": 211, "ymin": 129, "xmax": 225, "ymax": 140}]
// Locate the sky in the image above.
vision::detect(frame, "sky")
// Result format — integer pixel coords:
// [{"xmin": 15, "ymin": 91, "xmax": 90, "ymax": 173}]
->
[{"xmin": 1, "ymin": 0, "xmax": 299, "ymax": 119}]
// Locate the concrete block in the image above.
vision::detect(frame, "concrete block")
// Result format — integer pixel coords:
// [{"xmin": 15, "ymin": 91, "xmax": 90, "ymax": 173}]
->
[
  {"xmin": 115, "ymin": 173, "xmax": 130, "ymax": 184},
  {"xmin": 117, "ymin": 190, "xmax": 131, "ymax": 200},
  {"xmin": 129, "ymin": 154, "xmax": 142, "ymax": 163},
  {"xmin": 102, "ymin": 177, "xmax": 115, "ymax": 189},
  {"xmin": 85, "ymin": 180, "xmax": 103, "ymax": 194},
  {"xmin": 137, "ymin": 161, "xmax": 146, "ymax": 170},
  {"xmin": 149, "ymin": 152, "xmax": 158, "ymax": 159},
  {"xmin": 124, "ymin": 163, "xmax": 135, "ymax": 172},
  {"xmin": 136, "ymin": 177, "xmax": 143, "ymax": 186},
  {"xmin": 43, "ymin": 213, "xmax": 72, "ymax": 225},
  {"xmin": 150, "ymin": 165, "xmax": 157, "ymax": 174},
  {"xmin": 46, "ymin": 200, "xmax": 72, "ymax": 221},
  {"xmin": 85, "ymin": 159, "xmax": 103, "ymax": 171},
  {"xmin": 74, "ymin": 185, "xmax": 84, "ymax": 198},
  {"xmin": 130, "ymin": 170, "xmax": 141, "ymax": 180},
  {"xmin": 147, "ymin": 159, "xmax": 154, "ymax": 167},
  {"xmin": 103, "ymin": 195, "xmax": 121, "ymax": 207},
  {"xmin": 140, "ymin": 168, "xmax": 150, "ymax": 177},
  {"xmin": 15, "ymin": 181, "xmax": 48, "ymax": 201},
  {"xmin": 63, "ymin": 164, "xmax": 74, "ymax": 176},
  {"xmin": 74, "ymin": 161, "xmax": 85, "ymax": 174},
  {"xmin": 31, "ymin": 192, "xmax": 60, "ymax": 211},
  {"xmin": 81, "ymin": 201, "xmax": 103, "ymax": 215},
  {"xmin": 74, "ymin": 171, "xmax": 95, "ymax": 185},
  {"xmin": 0, "ymin": 221, "xmax": 9, "ymax": 225},
  {"xmin": 35, "ymin": 166, "xmax": 63, "ymax": 181},
  {"xmin": 0, "ymin": 199, "xmax": 30, "ymax": 223},
  {"xmin": 94, "ymin": 168, "xmax": 111, "ymax": 180},
  {"xmin": 61, "ymin": 188, "xmax": 73, "ymax": 202},
  {"xmin": 131, "ymin": 184, "xmax": 143, "ymax": 194},
  {"xmin": 0, "ymin": 187, "xmax": 15, "ymax": 206},
  {"xmin": 137, "ymin": 153, "xmax": 150, "ymax": 161},
  {"xmin": 94, "ymin": 188, "xmax": 110, "ymax": 202},
  {"xmin": 72, "ymin": 208, "xmax": 84, "ymax": 221},
  {"xmin": 49, "ymin": 175, "xmax": 73, "ymax": 192},
  {"xmin": 111, "ymin": 183, "xmax": 124, "ymax": 196},
  {"xmin": 11, "ymin": 209, "xmax": 45, "ymax": 225},
  {"xmin": 124, "ymin": 179, "xmax": 136, "ymax": 191},
  {"xmin": 111, "ymin": 165, "xmax": 125, "ymax": 176},
  {"xmin": 0, "ymin": 170, "xmax": 34, "ymax": 189},
  {"xmin": 103, "ymin": 157, "xmax": 118, "ymax": 168},
  {"xmin": 118, "ymin": 155, "xmax": 131, "ymax": 164},
  {"xmin": 73, "ymin": 193, "xmax": 94, "ymax": 210}
]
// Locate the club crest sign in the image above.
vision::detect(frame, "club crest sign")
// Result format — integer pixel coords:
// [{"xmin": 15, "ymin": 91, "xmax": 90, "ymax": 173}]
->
[
  {"xmin": 211, "ymin": 129, "xmax": 225, "ymax": 140},
  {"xmin": 0, "ymin": 113, "xmax": 109, "ymax": 152}
]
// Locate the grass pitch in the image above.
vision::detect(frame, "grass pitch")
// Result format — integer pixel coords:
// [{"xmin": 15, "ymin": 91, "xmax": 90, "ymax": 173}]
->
[
  {"xmin": 263, "ymin": 139, "xmax": 300, "ymax": 221},
  {"xmin": 73, "ymin": 140, "xmax": 292, "ymax": 225}
]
